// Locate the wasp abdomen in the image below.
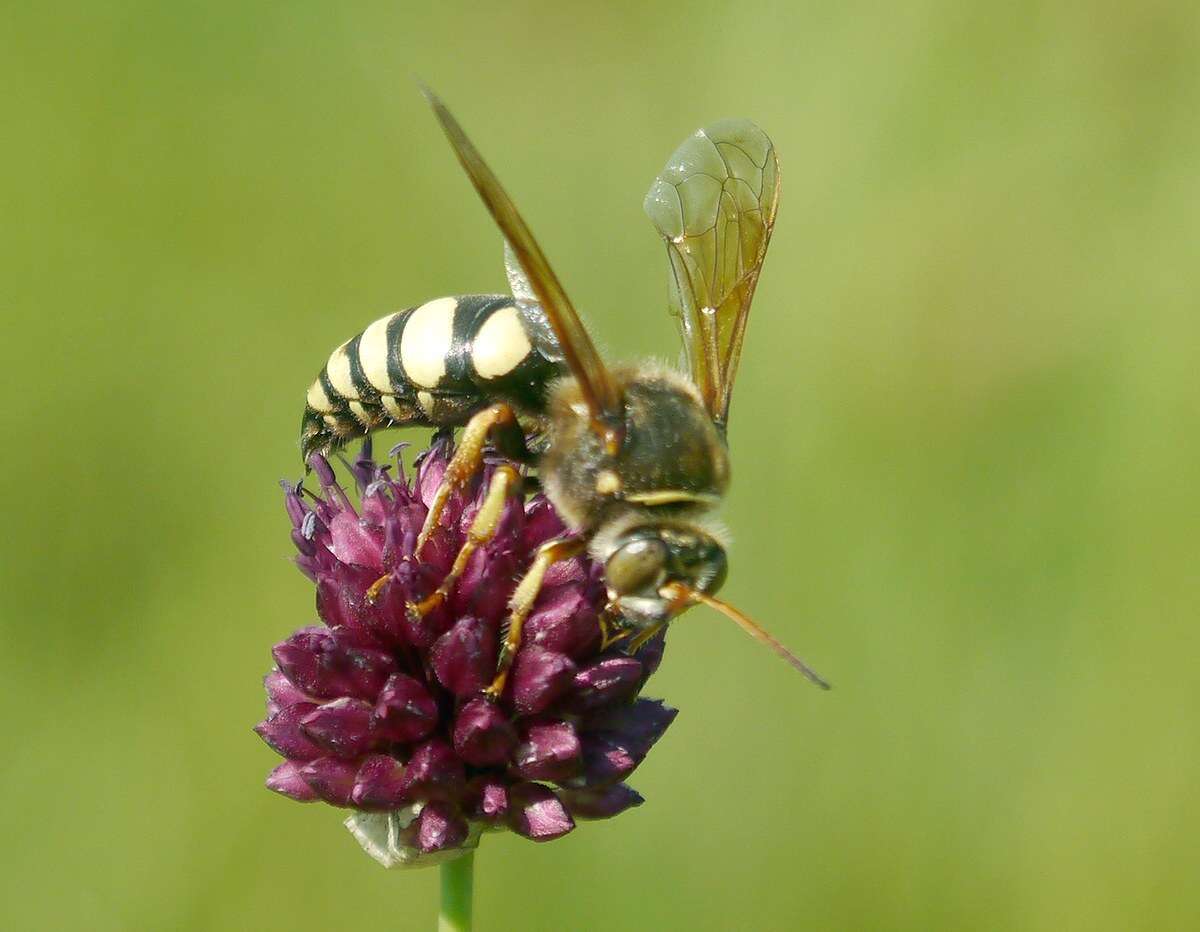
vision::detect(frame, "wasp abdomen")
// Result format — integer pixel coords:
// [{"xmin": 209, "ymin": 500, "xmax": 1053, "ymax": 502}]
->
[{"xmin": 301, "ymin": 294, "xmax": 562, "ymax": 458}]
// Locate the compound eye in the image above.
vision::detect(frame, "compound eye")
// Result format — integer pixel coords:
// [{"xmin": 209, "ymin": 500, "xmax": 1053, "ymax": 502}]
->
[
  {"xmin": 606, "ymin": 537, "xmax": 669, "ymax": 596},
  {"xmin": 697, "ymin": 544, "xmax": 727, "ymax": 595}
]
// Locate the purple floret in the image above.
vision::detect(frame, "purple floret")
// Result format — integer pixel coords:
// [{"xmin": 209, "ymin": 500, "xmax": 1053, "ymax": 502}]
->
[{"xmin": 257, "ymin": 438, "xmax": 675, "ymax": 867}]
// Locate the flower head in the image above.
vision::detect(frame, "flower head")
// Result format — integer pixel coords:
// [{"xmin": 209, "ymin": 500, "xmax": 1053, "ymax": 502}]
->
[{"xmin": 258, "ymin": 437, "xmax": 675, "ymax": 867}]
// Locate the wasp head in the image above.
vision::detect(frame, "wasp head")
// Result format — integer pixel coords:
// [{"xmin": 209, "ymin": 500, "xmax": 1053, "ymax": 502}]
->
[{"xmin": 596, "ymin": 520, "xmax": 728, "ymax": 627}]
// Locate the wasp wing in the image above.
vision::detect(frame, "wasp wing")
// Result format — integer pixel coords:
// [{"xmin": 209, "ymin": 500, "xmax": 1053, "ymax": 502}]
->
[
  {"xmin": 504, "ymin": 239, "xmax": 538, "ymax": 307},
  {"xmin": 644, "ymin": 120, "xmax": 780, "ymax": 427},
  {"xmin": 423, "ymin": 86, "xmax": 622, "ymax": 422}
]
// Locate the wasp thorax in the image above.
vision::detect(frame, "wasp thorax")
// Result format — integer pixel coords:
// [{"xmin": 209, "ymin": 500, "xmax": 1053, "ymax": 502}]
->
[
  {"xmin": 543, "ymin": 366, "xmax": 730, "ymax": 529},
  {"xmin": 604, "ymin": 525, "xmax": 728, "ymax": 624}
]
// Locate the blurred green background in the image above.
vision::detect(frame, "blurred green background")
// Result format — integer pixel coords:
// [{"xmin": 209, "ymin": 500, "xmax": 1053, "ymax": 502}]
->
[{"xmin": 3, "ymin": 2, "xmax": 1198, "ymax": 929}]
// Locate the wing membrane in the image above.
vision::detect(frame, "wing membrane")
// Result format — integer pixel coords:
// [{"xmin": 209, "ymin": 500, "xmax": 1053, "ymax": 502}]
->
[
  {"xmin": 644, "ymin": 119, "xmax": 779, "ymax": 426},
  {"xmin": 422, "ymin": 86, "xmax": 622, "ymax": 420},
  {"xmin": 503, "ymin": 240, "xmax": 537, "ymax": 306}
]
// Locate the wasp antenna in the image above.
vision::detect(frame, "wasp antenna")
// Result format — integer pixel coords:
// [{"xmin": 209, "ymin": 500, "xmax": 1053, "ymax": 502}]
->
[{"xmin": 665, "ymin": 583, "xmax": 831, "ymax": 689}]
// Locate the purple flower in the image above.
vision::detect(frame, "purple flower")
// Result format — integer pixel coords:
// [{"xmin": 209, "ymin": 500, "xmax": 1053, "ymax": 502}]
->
[{"xmin": 258, "ymin": 438, "xmax": 676, "ymax": 868}]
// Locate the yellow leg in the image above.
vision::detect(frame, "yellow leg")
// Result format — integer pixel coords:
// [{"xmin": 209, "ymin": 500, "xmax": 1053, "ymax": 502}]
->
[
  {"xmin": 625, "ymin": 620, "xmax": 667, "ymax": 654},
  {"xmin": 598, "ymin": 608, "xmax": 634, "ymax": 651},
  {"xmin": 365, "ymin": 574, "xmax": 390, "ymax": 604},
  {"xmin": 416, "ymin": 403, "xmax": 517, "ymax": 555},
  {"xmin": 406, "ymin": 465, "xmax": 520, "ymax": 620},
  {"xmin": 484, "ymin": 536, "xmax": 585, "ymax": 699}
]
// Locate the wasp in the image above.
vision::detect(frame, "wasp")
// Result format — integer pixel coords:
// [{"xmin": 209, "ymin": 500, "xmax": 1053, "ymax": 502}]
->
[{"xmin": 300, "ymin": 88, "xmax": 829, "ymax": 696}]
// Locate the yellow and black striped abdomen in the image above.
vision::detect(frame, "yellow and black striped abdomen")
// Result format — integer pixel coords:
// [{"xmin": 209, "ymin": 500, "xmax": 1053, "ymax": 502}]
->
[{"xmin": 301, "ymin": 294, "xmax": 563, "ymax": 459}]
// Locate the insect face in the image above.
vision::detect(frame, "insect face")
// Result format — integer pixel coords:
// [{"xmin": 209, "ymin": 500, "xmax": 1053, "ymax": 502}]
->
[{"xmin": 601, "ymin": 523, "xmax": 728, "ymax": 627}]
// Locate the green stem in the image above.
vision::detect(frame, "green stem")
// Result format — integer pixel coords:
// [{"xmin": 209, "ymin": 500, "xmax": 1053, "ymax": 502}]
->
[{"xmin": 438, "ymin": 851, "xmax": 474, "ymax": 932}]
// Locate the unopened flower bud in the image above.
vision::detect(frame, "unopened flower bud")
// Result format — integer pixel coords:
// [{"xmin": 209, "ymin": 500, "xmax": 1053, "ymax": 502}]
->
[
  {"xmin": 259, "ymin": 443, "xmax": 677, "ymax": 867},
  {"xmin": 452, "ymin": 698, "xmax": 517, "ymax": 766}
]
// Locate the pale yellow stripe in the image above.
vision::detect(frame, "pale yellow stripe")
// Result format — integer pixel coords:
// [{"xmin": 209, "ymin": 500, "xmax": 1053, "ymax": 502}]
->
[
  {"xmin": 307, "ymin": 379, "xmax": 332, "ymax": 412},
  {"xmin": 417, "ymin": 390, "xmax": 436, "ymax": 417},
  {"xmin": 326, "ymin": 342, "xmax": 358, "ymax": 400},
  {"xmin": 400, "ymin": 297, "xmax": 456, "ymax": 388},
  {"xmin": 359, "ymin": 313, "xmax": 397, "ymax": 393},
  {"xmin": 472, "ymin": 305, "xmax": 531, "ymax": 379}
]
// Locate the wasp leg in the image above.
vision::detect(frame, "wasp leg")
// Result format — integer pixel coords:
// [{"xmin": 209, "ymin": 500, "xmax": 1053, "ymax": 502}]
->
[
  {"xmin": 416, "ymin": 403, "xmax": 521, "ymax": 555},
  {"xmin": 599, "ymin": 607, "xmax": 634, "ymax": 651},
  {"xmin": 406, "ymin": 464, "xmax": 521, "ymax": 620},
  {"xmin": 484, "ymin": 536, "xmax": 586, "ymax": 700},
  {"xmin": 365, "ymin": 573, "xmax": 390, "ymax": 604},
  {"xmin": 370, "ymin": 406, "xmax": 526, "ymax": 606},
  {"xmin": 625, "ymin": 621, "xmax": 667, "ymax": 655}
]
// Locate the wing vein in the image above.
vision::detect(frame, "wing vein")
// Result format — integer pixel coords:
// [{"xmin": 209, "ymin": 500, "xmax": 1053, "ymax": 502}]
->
[{"xmin": 643, "ymin": 118, "xmax": 780, "ymax": 426}]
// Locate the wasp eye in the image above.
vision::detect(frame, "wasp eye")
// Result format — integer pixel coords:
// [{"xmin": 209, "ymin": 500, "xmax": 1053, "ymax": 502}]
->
[{"xmin": 606, "ymin": 537, "xmax": 669, "ymax": 596}]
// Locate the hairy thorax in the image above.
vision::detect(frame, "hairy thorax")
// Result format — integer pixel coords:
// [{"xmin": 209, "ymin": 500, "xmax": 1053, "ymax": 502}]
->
[{"xmin": 540, "ymin": 364, "xmax": 730, "ymax": 531}]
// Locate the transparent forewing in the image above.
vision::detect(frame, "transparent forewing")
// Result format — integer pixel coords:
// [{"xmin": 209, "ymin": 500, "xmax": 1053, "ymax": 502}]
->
[
  {"xmin": 503, "ymin": 239, "xmax": 538, "ymax": 306},
  {"xmin": 644, "ymin": 119, "xmax": 779, "ymax": 426}
]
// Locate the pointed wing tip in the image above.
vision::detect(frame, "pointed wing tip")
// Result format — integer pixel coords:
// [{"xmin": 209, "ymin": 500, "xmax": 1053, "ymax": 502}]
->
[
  {"xmin": 412, "ymin": 76, "xmax": 435, "ymax": 102},
  {"xmin": 414, "ymin": 79, "xmax": 452, "ymax": 126},
  {"xmin": 417, "ymin": 82, "xmax": 470, "ymax": 150}
]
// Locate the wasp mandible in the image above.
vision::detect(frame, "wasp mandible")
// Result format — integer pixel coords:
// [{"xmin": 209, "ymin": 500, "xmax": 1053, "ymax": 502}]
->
[{"xmin": 300, "ymin": 88, "xmax": 829, "ymax": 696}]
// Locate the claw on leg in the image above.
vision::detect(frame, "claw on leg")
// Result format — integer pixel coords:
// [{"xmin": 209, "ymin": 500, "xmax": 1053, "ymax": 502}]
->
[
  {"xmin": 365, "ymin": 573, "xmax": 391, "ymax": 604},
  {"xmin": 484, "ymin": 536, "xmax": 586, "ymax": 700},
  {"xmin": 599, "ymin": 608, "xmax": 633, "ymax": 651}
]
